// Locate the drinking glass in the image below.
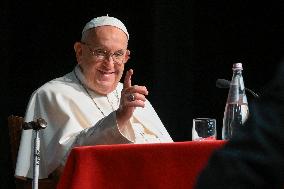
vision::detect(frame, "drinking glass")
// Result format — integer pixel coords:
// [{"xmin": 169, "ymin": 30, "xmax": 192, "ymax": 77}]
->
[{"xmin": 192, "ymin": 118, "xmax": 217, "ymax": 141}]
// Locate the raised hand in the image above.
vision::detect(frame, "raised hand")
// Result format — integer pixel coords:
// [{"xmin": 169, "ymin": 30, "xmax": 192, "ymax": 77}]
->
[{"xmin": 116, "ymin": 69, "xmax": 148, "ymax": 126}]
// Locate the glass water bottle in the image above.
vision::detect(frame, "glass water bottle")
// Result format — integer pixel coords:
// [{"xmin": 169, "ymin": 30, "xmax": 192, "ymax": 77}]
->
[{"xmin": 222, "ymin": 63, "xmax": 249, "ymax": 140}]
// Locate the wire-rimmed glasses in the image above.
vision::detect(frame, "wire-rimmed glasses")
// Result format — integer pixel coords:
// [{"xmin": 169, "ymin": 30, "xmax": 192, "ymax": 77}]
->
[{"xmin": 81, "ymin": 41, "xmax": 128, "ymax": 65}]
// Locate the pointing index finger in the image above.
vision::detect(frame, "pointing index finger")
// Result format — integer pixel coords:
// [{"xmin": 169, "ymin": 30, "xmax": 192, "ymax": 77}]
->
[{"xmin": 124, "ymin": 69, "xmax": 133, "ymax": 89}]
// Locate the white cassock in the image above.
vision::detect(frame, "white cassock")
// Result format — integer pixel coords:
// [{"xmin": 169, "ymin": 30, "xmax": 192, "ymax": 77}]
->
[{"xmin": 15, "ymin": 65, "xmax": 173, "ymax": 179}]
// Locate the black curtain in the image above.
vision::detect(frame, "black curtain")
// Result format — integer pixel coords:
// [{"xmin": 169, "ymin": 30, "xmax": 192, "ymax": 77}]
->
[{"xmin": 1, "ymin": 1, "xmax": 284, "ymax": 188}]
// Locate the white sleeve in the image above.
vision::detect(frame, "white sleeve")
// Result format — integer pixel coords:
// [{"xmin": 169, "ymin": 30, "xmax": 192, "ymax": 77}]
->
[{"xmin": 72, "ymin": 111, "xmax": 132, "ymax": 146}]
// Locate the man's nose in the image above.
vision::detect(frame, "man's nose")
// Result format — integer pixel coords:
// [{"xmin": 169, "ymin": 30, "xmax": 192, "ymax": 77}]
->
[{"xmin": 102, "ymin": 55, "xmax": 115, "ymax": 67}]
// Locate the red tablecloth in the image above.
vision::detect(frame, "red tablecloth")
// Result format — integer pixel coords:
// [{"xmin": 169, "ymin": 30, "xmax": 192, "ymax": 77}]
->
[{"xmin": 57, "ymin": 140, "xmax": 226, "ymax": 189}]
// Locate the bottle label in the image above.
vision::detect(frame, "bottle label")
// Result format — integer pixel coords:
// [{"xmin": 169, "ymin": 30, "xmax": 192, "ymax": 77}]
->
[{"xmin": 227, "ymin": 84, "xmax": 239, "ymax": 102}]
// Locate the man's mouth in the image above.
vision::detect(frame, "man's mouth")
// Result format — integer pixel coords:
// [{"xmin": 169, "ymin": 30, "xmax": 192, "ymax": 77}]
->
[
  {"xmin": 98, "ymin": 70, "xmax": 115, "ymax": 77},
  {"xmin": 99, "ymin": 70, "xmax": 114, "ymax": 74}
]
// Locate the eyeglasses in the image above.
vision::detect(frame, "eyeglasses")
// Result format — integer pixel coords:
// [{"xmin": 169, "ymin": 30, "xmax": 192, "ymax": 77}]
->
[{"xmin": 81, "ymin": 42, "xmax": 128, "ymax": 65}]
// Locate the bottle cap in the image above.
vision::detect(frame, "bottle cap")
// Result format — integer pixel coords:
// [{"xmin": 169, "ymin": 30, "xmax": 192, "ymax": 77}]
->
[{"xmin": 233, "ymin": 63, "xmax": 243, "ymax": 70}]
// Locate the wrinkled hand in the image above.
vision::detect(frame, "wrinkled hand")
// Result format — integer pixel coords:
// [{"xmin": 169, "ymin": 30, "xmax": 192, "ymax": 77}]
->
[{"xmin": 116, "ymin": 69, "xmax": 148, "ymax": 126}]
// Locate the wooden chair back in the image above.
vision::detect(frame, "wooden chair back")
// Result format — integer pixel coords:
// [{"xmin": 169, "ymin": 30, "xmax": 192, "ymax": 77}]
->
[{"xmin": 8, "ymin": 115, "xmax": 24, "ymax": 170}]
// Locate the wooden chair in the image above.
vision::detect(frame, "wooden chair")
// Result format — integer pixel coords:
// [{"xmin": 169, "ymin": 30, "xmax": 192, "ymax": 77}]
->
[{"xmin": 8, "ymin": 115, "xmax": 57, "ymax": 189}]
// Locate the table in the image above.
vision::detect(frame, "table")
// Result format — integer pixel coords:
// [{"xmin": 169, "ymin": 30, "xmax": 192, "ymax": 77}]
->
[{"xmin": 57, "ymin": 140, "xmax": 226, "ymax": 189}]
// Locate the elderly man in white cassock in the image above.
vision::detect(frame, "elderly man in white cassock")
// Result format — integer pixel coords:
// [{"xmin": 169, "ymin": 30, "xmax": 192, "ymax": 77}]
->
[{"xmin": 15, "ymin": 15, "xmax": 173, "ymax": 180}]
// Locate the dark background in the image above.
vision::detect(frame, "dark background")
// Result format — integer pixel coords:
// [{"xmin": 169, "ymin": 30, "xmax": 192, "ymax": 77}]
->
[{"xmin": 1, "ymin": 0, "xmax": 284, "ymax": 188}]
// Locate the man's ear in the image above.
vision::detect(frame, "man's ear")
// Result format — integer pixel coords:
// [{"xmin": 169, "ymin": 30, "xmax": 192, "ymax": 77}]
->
[
  {"xmin": 124, "ymin": 50, "xmax": 131, "ymax": 63},
  {"xmin": 74, "ymin": 42, "xmax": 83, "ymax": 64}
]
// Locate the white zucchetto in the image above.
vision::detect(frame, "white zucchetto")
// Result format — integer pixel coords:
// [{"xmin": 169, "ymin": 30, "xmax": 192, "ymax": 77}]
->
[{"xmin": 82, "ymin": 15, "xmax": 129, "ymax": 40}]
